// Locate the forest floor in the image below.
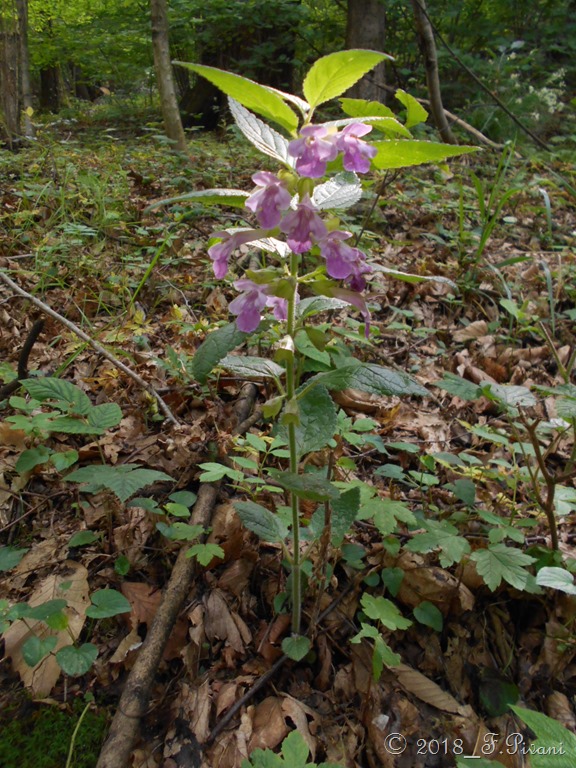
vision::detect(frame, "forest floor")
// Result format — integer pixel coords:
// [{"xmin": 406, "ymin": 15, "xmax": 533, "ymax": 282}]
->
[{"xmin": 0, "ymin": 101, "xmax": 575, "ymax": 768}]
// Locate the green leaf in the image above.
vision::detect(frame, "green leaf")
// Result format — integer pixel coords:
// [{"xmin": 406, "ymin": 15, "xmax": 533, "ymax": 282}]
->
[
  {"xmin": 198, "ymin": 462, "xmax": 244, "ymax": 483},
  {"xmin": 510, "ymin": 705, "xmax": 576, "ymax": 768},
  {"xmin": 296, "ymin": 296, "xmax": 350, "ymax": 318},
  {"xmin": 22, "ymin": 635, "xmax": 57, "ymax": 667},
  {"xmin": 174, "ymin": 62, "xmax": 298, "ymax": 134},
  {"xmin": 147, "ymin": 188, "xmax": 249, "ymax": 211},
  {"xmin": 281, "ymin": 634, "xmax": 311, "ymax": 661},
  {"xmin": 372, "ymin": 140, "xmax": 478, "ymax": 170},
  {"xmin": 50, "ymin": 449, "xmax": 79, "ymax": 472},
  {"xmin": 114, "ymin": 555, "xmax": 130, "ymax": 576},
  {"xmin": 219, "ymin": 355, "xmax": 285, "ymax": 379},
  {"xmin": 536, "ymin": 567, "xmax": 576, "ymax": 595},
  {"xmin": 480, "ymin": 382, "xmax": 537, "ymax": 408},
  {"xmin": 331, "ymin": 487, "xmax": 361, "ymax": 546},
  {"xmin": 272, "ymin": 471, "xmax": 340, "ymax": 502},
  {"xmin": 163, "ymin": 502, "xmax": 191, "ymax": 518},
  {"xmin": 21, "ymin": 378, "xmax": 92, "ymax": 415},
  {"xmin": 27, "ymin": 599, "xmax": 68, "ymax": 622},
  {"xmin": 303, "ymin": 49, "xmax": 390, "ymax": 110},
  {"xmin": 360, "ymin": 593, "xmax": 412, "ymax": 630},
  {"xmin": 66, "ymin": 464, "xmax": 172, "ymax": 502},
  {"xmin": 191, "ymin": 323, "xmax": 248, "ymax": 384},
  {"xmin": 235, "ymin": 500, "xmax": 289, "ymax": 543},
  {"xmin": 48, "ymin": 416, "xmax": 106, "ymax": 435},
  {"xmin": 281, "ymin": 731, "xmax": 310, "ymax": 766},
  {"xmin": 478, "ymin": 669, "xmax": 519, "ymax": 716},
  {"xmin": 471, "ymin": 544, "xmax": 536, "ymax": 591},
  {"xmin": 228, "ymin": 99, "xmax": 292, "ymax": 165},
  {"xmin": 445, "ymin": 478, "xmax": 476, "ymax": 506},
  {"xmin": 56, "ymin": 643, "xmax": 98, "ymax": 676},
  {"xmin": 127, "ymin": 497, "xmax": 160, "ymax": 512},
  {"xmin": 0, "ymin": 546, "xmax": 29, "ymax": 572},
  {"xmin": 87, "ymin": 402, "xmax": 123, "ymax": 430},
  {"xmin": 156, "ymin": 522, "xmax": 204, "ymax": 541},
  {"xmin": 406, "ymin": 520, "xmax": 470, "ymax": 567},
  {"xmin": 345, "ymin": 363, "xmax": 428, "ymax": 397},
  {"xmin": 395, "ymin": 89, "xmax": 429, "ymax": 127},
  {"xmin": 292, "ymin": 384, "xmax": 337, "ymax": 455},
  {"xmin": 413, "ymin": 601, "xmax": 443, "ymax": 631},
  {"xmin": 15, "ymin": 445, "xmax": 52, "ymax": 473},
  {"xmin": 186, "ymin": 543, "xmax": 224, "ymax": 566},
  {"xmin": 168, "ymin": 490, "xmax": 197, "ymax": 507},
  {"xmin": 339, "ymin": 98, "xmax": 411, "ymax": 137},
  {"xmin": 311, "ymin": 171, "xmax": 363, "ymax": 210},
  {"xmin": 68, "ymin": 530, "xmax": 99, "ymax": 548},
  {"xmin": 86, "ymin": 589, "xmax": 131, "ymax": 619}
]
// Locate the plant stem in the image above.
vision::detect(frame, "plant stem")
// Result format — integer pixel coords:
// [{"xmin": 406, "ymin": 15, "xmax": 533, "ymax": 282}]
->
[{"xmin": 285, "ymin": 254, "xmax": 301, "ymax": 634}]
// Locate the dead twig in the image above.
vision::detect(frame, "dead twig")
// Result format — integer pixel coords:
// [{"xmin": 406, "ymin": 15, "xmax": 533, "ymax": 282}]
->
[{"xmin": 0, "ymin": 269, "xmax": 179, "ymax": 425}]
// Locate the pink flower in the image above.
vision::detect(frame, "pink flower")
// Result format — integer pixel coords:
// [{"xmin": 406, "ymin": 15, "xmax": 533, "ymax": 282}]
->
[
  {"xmin": 318, "ymin": 230, "xmax": 372, "ymax": 288},
  {"xmin": 229, "ymin": 279, "xmax": 270, "ymax": 332},
  {"xmin": 288, "ymin": 125, "xmax": 338, "ymax": 178},
  {"xmin": 207, "ymin": 229, "xmax": 265, "ymax": 278},
  {"xmin": 245, "ymin": 171, "xmax": 292, "ymax": 229},
  {"xmin": 280, "ymin": 195, "xmax": 327, "ymax": 254},
  {"xmin": 329, "ymin": 286, "xmax": 371, "ymax": 338},
  {"xmin": 334, "ymin": 123, "xmax": 377, "ymax": 174}
]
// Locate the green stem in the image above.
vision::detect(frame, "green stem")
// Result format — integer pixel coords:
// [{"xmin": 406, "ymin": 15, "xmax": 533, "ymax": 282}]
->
[
  {"xmin": 66, "ymin": 700, "xmax": 92, "ymax": 768},
  {"xmin": 285, "ymin": 253, "xmax": 301, "ymax": 634}
]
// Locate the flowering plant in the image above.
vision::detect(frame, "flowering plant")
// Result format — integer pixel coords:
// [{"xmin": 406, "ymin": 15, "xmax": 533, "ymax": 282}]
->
[{"xmin": 175, "ymin": 51, "xmax": 475, "ymax": 659}]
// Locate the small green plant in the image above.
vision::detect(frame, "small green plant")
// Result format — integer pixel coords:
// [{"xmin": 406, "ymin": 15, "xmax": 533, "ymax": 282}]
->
[{"xmin": 242, "ymin": 730, "xmax": 343, "ymax": 768}]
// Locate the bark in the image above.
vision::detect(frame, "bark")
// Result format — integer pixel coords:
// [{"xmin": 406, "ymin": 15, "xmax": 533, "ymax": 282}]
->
[
  {"xmin": 39, "ymin": 65, "xmax": 61, "ymax": 112},
  {"xmin": 150, "ymin": 0, "xmax": 188, "ymax": 153},
  {"xmin": 411, "ymin": 0, "xmax": 456, "ymax": 144},
  {"xmin": 16, "ymin": 0, "xmax": 33, "ymax": 138},
  {"xmin": 345, "ymin": 0, "xmax": 387, "ymax": 101},
  {"xmin": 0, "ymin": 0, "xmax": 20, "ymax": 147}
]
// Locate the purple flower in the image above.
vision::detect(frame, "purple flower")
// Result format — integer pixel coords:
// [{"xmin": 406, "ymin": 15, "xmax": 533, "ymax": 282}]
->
[
  {"xmin": 288, "ymin": 125, "xmax": 338, "ymax": 178},
  {"xmin": 334, "ymin": 123, "xmax": 377, "ymax": 174},
  {"xmin": 280, "ymin": 195, "xmax": 327, "ymax": 254},
  {"xmin": 329, "ymin": 286, "xmax": 371, "ymax": 338},
  {"xmin": 207, "ymin": 229, "xmax": 265, "ymax": 278},
  {"xmin": 267, "ymin": 289, "xmax": 299, "ymax": 322},
  {"xmin": 318, "ymin": 230, "xmax": 372, "ymax": 288},
  {"xmin": 245, "ymin": 171, "xmax": 292, "ymax": 229},
  {"xmin": 229, "ymin": 279, "xmax": 270, "ymax": 332}
]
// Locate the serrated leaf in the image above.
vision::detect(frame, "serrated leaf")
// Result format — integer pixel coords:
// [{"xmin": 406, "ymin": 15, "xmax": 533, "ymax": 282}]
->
[
  {"xmin": 235, "ymin": 500, "xmax": 289, "ymax": 543},
  {"xmin": 303, "ymin": 49, "xmax": 390, "ymax": 110},
  {"xmin": 85, "ymin": 589, "xmax": 131, "ymax": 619},
  {"xmin": 22, "ymin": 635, "xmax": 57, "ymax": 667},
  {"xmin": 175, "ymin": 62, "xmax": 298, "ymax": 134},
  {"xmin": 331, "ymin": 487, "xmax": 361, "ymax": 546},
  {"xmin": 66, "ymin": 464, "xmax": 172, "ymax": 502},
  {"xmin": 156, "ymin": 522, "xmax": 204, "ymax": 541},
  {"xmin": 395, "ymin": 89, "xmax": 429, "ymax": 127},
  {"xmin": 191, "ymin": 323, "xmax": 248, "ymax": 384},
  {"xmin": 345, "ymin": 363, "xmax": 428, "ymax": 397},
  {"xmin": 281, "ymin": 731, "xmax": 310, "ymax": 765},
  {"xmin": 21, "ymin": 378, "xmax": 92, "ymax": 415},
  {"xmin": 0, "ymin": 546, "xmax": 29, "ymax": 572},
  {"xmin": 281, "ymin": 634, "xmax": 311, "ymax": 661},
  {"xmin": 47, "ymin": 416, "xmax": 105, "ymax": 435},
  {"xmin": 50, "ymin": 449, "xmax": 79, "ymax": 472},
  {"xmin": 312, "ymin": 171, "xmax": 362, "ymax": 210},
  {"xmin": 471, "ymin": 544, "xmax": 535, "ymax": 591},
  {"xmin": 87, "ymin": 402, "xmax": 122, "ymax": 430},
  {"xmin": 272, "ymin": 471, "xmax": 340, "ymax": 501},
  {"xmin": 481, "ymin": 382, "xmax": 537, "ymax": 408},
  {"xmin": 186, "ymin": 543, "xmax": 224, "ymax": 566},
  {"xmin": 536, "ymin": 567, "xmax": 576, "ymax": 595},
  {"xmin": 294, "ymin": 384, "xmax": 337, "ymax": 455},
  {"xmin": 372, "ymin": 140, "xmax": 478, "ymax": 170},
  {"xmin": 406, "ymin": 520, "xmax": 470, "ymax": 567},
  {"xmin": 433, "ymin": 373, "xmax": 481, "ymax": 401},
  {"xmin": 360, "ymin": 593, "xmax": 412, "ymax": 630},
  {"xmin": 219, "ymin": 355, "xmax": 285, "ymax": 379},
  {"xmin": 228, "ymin": 98, "xmax": 292, "ymax": 165},
  {"xmin": 56, "ymin": 643, "xmax": 98, "ymax": 676},
  {"xmin": 296, "ymin": 296, "xmax": 350, "ymax": 318},
  {"xmin": 510, "ymin": 705, "xmax": 576, "ymax": 768}
]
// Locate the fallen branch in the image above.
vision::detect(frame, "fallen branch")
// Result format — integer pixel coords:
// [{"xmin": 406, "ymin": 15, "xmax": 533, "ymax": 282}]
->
[
  {"xmin": 96, "ymin": 383, "xmax": 259, "ymax": 768},
  {"xmin": 0, "ymin": 269, "xmax": 179, "ymax": 425}
]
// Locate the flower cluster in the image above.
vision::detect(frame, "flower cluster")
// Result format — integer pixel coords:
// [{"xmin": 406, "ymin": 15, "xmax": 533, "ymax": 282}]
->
[{"xmin": 207, "ymin": 122, "xmax": 376, "ymax": 332}]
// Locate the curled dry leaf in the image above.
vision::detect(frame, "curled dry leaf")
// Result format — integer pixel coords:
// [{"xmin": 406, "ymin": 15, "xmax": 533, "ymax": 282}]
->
[{"xmin": 392, "ymin": 663, "xmax": 474, "ymax": 716}]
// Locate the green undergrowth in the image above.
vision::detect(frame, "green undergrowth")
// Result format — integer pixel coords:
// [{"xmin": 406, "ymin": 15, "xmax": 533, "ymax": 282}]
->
[{"xmin": 0, "ymin": 695, "xmax": 108, "ymax": 768}]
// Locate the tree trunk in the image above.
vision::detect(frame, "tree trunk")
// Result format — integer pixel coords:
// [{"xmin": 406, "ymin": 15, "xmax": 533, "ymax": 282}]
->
[
  {"xmin": 39, "ymin": 65, "xmax": 61, "ymax": 112},
  {"xmin": 150, "ymin": 0, "xmax": 188, "ymax": 153},
  {"xmin": 0, "ymin": 0, "xmax": 21, "ymax": 147},
  {"xmin": 345, "ymin": 0, "xmax": 386, "ymax": 101},
  {"xmin": 16, "ymin": 0, "xmax": 34, "ymax": 138},
  {"xmin": 411, "ymin": 0, "xmax": 456, "ymax": 143}
]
